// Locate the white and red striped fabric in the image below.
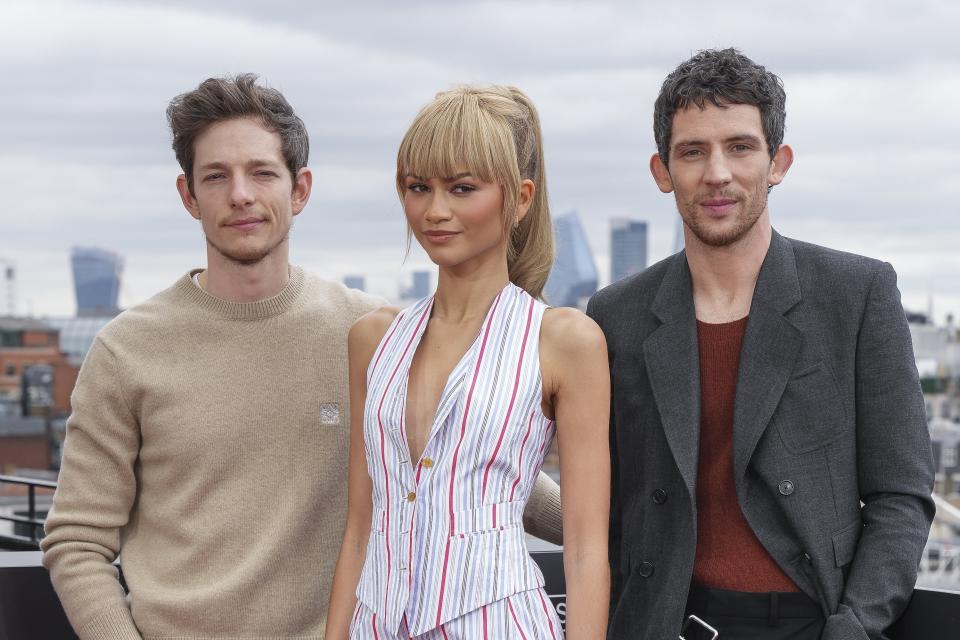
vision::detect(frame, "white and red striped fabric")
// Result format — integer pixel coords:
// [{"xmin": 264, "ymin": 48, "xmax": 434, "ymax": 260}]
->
[{"xmin": 353, "ymin": 282, "xmax": 561, "ymax": 638}]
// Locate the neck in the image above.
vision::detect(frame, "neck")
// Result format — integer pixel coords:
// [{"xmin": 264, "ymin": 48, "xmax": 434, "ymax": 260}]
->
[
  {"xmin": 199, "ymin": 244, "xmax": 291, "ymax": 303},
  {"xmin": 432, "ymin": 260, "xmax": 510, "ymax": 324},
  {"xmin": 684, "ymin": 213, "xmax": 772, "ymax": 323}
]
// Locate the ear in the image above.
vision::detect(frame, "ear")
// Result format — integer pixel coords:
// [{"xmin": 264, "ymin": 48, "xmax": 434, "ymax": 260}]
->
[
  {"xmin": 649, "ymin": 153, "xmax": 674, "ymax": 193},
  {"xmin": 291, "ymin": 167, "xmax": 313, "ymax": 216},
  {"xmin": 176, "ymin": 174, "xmax": 201, "ymax": 221},
  {"xmin": 515, "ymin": 178, "xmax": 535, "ymax": 223},
  {"xmin": 768, "ymin": 144, "xmax": 794, "ymax": 187}
]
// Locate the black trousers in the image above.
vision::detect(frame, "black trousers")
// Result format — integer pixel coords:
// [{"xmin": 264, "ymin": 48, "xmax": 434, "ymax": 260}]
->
[{"xmin": 681, "ymin": 584, "xmax": 825, "ymax": 640}]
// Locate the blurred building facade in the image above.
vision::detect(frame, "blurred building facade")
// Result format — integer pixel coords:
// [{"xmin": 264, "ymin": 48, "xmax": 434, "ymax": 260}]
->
[
  {"xmin": 343, "ymin": 275, "xmax": 366, "ymax": 292},
  {"xmin": 610, "ymin": 217, "xmax": 648, "ymax": 283},
  {"xmin": 545, "ymin": 210, "xmax": 597, "ymax": 309},
  {"xmin": 71, "ymin": 247, "xmax": 123, "ymax": 317}
]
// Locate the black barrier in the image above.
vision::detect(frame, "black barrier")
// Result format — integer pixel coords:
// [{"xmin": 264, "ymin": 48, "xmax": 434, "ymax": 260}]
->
[
  {"xmin": 0, "ymin": 551, "xmax": 955, "ymax": 639},
  {"xmin": 532, "ymin": 550, "xmax": 567, "ymax": 630}
]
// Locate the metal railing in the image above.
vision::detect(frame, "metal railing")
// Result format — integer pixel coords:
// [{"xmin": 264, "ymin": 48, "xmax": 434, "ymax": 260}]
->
[{"xmin": 0, "ymin": 474, "xmax": 57, "ymax": 550}]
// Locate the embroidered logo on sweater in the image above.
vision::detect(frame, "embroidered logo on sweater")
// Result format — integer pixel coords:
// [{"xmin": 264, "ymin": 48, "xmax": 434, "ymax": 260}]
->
[{"xmin": 319, "ymin": 402, "xmax": 341, "ymax": 426}]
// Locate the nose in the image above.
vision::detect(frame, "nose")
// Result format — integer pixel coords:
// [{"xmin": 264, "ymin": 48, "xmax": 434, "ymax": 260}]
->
[
  {"xmin": 423, "ymin": 192, "xmax": 453, "ymax": 224},
  {"xmin": 228, "ymin": 175, "xmax": 255, "ymax": 208},
  {"xmin": 703, "ymin": 151, "xmax": 732, "ymax": 187}
]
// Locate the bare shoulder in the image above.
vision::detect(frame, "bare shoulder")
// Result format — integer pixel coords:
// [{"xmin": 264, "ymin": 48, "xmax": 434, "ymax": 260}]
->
[
  {"xmin": 541, "ymin": 306, "xmax": 607, "ymax": 361},
  {"xmin": 349, "ymin": 305, "xmax": 402, "ymax": 356}
]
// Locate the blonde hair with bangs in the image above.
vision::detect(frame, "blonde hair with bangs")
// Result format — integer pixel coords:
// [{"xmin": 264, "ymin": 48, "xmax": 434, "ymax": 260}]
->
[{"xmin": 396, "ymin": 85, "xmax": 554, "ymax": 300}]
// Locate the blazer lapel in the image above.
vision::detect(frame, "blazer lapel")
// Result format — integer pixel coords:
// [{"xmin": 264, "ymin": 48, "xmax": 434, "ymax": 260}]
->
[
  {"xmin": 733, "ymin": 231, "xmax": 804, "ymax": 479},
  {"xmin": 643, "ymin": 253, "xmax": 701, "ymax": 501}
]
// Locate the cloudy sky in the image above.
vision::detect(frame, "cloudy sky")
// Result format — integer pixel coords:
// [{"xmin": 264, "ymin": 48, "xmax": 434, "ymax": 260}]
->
[{"xmin": 2, "ymin": 0, "xmax": 958, "ymax": 321}]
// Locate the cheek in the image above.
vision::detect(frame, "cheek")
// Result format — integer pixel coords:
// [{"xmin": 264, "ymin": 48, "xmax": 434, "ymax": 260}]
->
[{"xmin": 402, "ymin": 198, "xmax": 422, "ymax": 227}]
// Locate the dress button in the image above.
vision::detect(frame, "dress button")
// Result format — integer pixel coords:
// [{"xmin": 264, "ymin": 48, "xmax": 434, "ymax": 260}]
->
[
  {"xmin": 638, "ymin": 561, "xmax": 655, "ymax": 578},
  {"xmin": 422, "ymin": 458, "xmax": 434, "ymax": 468},
  {"xmin": 406, "ymin": 491, "xmax": 417, "ymax": 502},
  {"xmin": 778, "ymin": 480, "xmax": 795, "ymax": 496},
  {"xmin": 652, "ymin": 488, "xmax": 668, "ymax": 504}
]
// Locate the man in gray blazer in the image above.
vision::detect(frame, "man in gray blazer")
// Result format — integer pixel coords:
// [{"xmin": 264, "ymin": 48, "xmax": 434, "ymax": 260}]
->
[{"xmin": 587, "ymin": 48, "xmax": 935, "ymax": 639}]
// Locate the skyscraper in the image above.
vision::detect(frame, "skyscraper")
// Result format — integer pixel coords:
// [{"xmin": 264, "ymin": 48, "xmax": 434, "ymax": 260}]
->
[
  {"xmin": 402, "ymin": 270, "xmax": 431, "ymax": 300},
  {"xmin": 343, "ymin": 275, "xmax": 366, "ymax": 292},
  {"xmin": 610, "ymin": 218, "xmax": 648, "ymax": 283},
  {"xmin": 673, "ymin": 216, "xmax": 685, "ymax": 254},
  {"xmin": 70, "ymin": 247, "xmax": 123, "ymax": 317},
  {"xmin": 545, "ymin": 210, "xmax": 598, "ymax": 309}
]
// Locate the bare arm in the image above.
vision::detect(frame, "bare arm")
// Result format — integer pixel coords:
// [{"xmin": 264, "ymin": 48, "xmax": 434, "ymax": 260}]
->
[
  {"xmin": 541, "ymin": 307, "xmax": 610, "ymax": 640},
  {"xmin": 325, "ymin": 307, "xmax": 398, "ymax": 639}
]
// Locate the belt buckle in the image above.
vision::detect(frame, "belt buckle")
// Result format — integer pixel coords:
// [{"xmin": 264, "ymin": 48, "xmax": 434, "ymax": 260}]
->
[{"xmin": 679, "ymin": 614, "xmax": 719, "ymax": 640}]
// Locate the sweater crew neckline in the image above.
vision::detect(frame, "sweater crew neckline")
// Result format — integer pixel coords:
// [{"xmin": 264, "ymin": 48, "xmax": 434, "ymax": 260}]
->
[{"xmin": 176, "ymin": 265, "xmax": 305, "ymax": 320}]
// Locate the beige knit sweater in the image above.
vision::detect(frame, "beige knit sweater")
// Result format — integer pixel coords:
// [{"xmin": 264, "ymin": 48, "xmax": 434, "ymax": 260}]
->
[{"xmin": 42, "ymin": 266, "xmax": 561, "ymax": 640}]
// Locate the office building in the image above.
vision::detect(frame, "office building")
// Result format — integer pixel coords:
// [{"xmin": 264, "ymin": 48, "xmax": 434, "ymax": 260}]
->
[
  {"xmin": 71, "ymin": 247, "xmax": 123, "ymax": 317},
  {"xmin": 610, "ymin": 218, "xmax": 648, "ymax": 283},
  {"xmin": 673, "ymin": 216, "xmax": 685, "ymax": 254},
  {"xmin": 545, "ymin": 210, "xmax": 597, "ymax": 309},
  {"xmin": 402, "ymin": 271, "xmax": 432, "ymax": 300},
  {"xmin": 343, "ymin": 275, "xmax": 366, "ymax": 292}
]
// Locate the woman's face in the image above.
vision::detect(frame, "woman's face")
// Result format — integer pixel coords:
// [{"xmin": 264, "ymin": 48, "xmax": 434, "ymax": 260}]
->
[{"xmin": 401, "ymin": 170, "xmax": 509, "ymax": 271}]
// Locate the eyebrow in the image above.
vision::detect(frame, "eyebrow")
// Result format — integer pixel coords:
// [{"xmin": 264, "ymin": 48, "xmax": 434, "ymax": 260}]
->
[
  {"xmin": 673, "ymin": 134, "xmax": 764, "ymax": 149},
  {"xmin": 403, "ymin": 172, "xmax": 474, "ymax": 181},
  {"xmin": 197, "ymin": 159, "xmax": 283, "ymax": 172}
]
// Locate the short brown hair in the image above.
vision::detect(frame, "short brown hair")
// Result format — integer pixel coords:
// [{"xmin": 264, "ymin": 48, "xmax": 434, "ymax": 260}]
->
[
  {"xmin": 654, "ymin": 48, "xmax": 786, "ymax": 166},
  {"xmin": 166, "ymin": 73, "xmax": 309, "ymax": 194}
]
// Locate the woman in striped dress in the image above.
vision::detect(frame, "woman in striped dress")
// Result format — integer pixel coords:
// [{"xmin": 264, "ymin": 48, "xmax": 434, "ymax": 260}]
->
[{"xmin": 327, "ymin": 86, "xmax": 610, "ymax": 639}]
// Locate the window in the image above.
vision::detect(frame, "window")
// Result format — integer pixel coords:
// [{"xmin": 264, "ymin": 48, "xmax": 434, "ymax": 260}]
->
[
  {"xmin": 944, "ymin": 446, "xmax": 958, "ymax": 469},
  {"xmin": 0, "ymin": 330, "xmax": 22, "ymax": 347},
  {"xmin": 3, "ymin": 363, "xmax": 15, "ymax": 376}
]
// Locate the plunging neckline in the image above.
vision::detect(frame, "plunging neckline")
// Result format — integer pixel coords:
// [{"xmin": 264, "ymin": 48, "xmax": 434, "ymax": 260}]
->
[{"xmin": 400, "ymin": 282, "xmax": 511, "ymax": 466}]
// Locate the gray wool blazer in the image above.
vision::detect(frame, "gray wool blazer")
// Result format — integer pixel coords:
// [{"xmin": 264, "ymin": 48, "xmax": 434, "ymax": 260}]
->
[{"xmin": 586, "ymin": 231, "xmax": 935, "ymax": 640}]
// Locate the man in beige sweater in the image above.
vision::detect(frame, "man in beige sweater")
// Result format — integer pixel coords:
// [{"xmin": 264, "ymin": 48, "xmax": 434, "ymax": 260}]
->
[{"xmin": 41, "ymin": 74, "xmax": 561, "ymax": 640}]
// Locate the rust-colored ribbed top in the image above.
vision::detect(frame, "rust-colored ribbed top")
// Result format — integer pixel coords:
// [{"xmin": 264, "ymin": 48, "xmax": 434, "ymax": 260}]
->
[{"xmin": 693, "ymin": 316, "xmax": 799, "ymax": 592}]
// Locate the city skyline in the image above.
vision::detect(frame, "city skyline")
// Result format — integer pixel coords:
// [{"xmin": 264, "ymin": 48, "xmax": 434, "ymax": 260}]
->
[{"xmin": 2, "ymin": 1, "xmax": 958, "ymax": 321}]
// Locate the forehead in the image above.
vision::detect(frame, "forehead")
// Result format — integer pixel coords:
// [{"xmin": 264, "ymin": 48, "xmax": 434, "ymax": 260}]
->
[
  {"xmin": 670, "ymin": 102, "xmax": 764, "ymax": 144},
  {"xmin": 192, "ymin": 117, "xmax": 284, "ymax": 166}
]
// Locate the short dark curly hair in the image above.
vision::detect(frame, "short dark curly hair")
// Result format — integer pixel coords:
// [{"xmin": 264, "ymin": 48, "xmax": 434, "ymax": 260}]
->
[
  {"xmin": 654, "ymin": 48, "xmax": 785, "ymax": 166},
  {"xmin": 166, "ymin": 73, "xmax": 309, "ymax": 195}
]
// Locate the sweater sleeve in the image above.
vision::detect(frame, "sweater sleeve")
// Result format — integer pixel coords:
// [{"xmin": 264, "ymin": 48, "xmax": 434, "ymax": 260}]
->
[
  {"xmin": 522, "ymin": 471, "xmax": 563, "ymax": 545},
  {"xmin": 41, "ymin": 337, "xmax": 143, "ymax": 639}
]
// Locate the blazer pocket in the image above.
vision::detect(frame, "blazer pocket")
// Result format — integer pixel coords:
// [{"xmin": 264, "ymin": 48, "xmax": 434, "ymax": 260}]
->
[
  {"xmin": 832, "ymin": 519, "xmax": 862, "ymax": 567},
  {"xmin": 776, "ymin": 363, "xmax": 848, "ymax": 454}
]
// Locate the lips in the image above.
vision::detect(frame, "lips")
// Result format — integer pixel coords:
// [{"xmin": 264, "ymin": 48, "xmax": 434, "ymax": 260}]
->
[
  {"xmin": 228, "ymin": 217, "xmax": 264, "ymax": 231},
  {"xmin": 700, "ymin": 198, "xmax": 738, "ymax": 216},
  {"xmin": 423, "ymin": 230, "xmax": 459, "ymax": 244}
]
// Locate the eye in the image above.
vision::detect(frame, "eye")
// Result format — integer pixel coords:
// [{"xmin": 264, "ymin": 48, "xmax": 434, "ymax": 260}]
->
[
  {"xmin": 406, "ymin": 182, "xmax": 429, "ymax": 193},
  {"xmin": 451, "ymin": 183, "xmax": 476, "ymax": 194},
  {"xmin": 731, "ymin": 143, "xmax": 752, "ymax": 153},
  {"xmin": 202, "ymin": 172, "xmax": 225, "ymax": 182},
  {"xmin": 256, "ymin": 170, "xmax": 278, "ymax": 178},
  {"xmin": 680, "ymin": 149, "xmax": 703, "ymax": 159}
]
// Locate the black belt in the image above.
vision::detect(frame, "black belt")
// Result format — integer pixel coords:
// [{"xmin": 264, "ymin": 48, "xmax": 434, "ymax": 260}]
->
[
  {"xmin": 687, "ymin": 584, "xmax": 821, "ymax": 619},
  {"xmin": 685, "ymin": 584, "xmax": 822, "ymax": 631}
]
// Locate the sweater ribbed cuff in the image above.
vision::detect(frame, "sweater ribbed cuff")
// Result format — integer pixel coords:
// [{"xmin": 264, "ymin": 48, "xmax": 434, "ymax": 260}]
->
[
  {"xmin": 525, "ymin": 473, "xmax": 563, "ymax": 545},
  {"xmin": 78, "ymin": 606, "xmax": 142, "ymax": 640}
]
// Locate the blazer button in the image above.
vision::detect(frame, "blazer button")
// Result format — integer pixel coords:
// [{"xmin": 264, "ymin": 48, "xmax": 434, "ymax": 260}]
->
[
  {"xmin": 778, "ymin": 480, "xmax": 795, "ymax": 496},
  {"xmin": 652, "ymin": 488, "xmax": 668, "ymax": 504},
  {"xmin": 638, "ymin": 561, "xmax": 655, "ymax": 578}
]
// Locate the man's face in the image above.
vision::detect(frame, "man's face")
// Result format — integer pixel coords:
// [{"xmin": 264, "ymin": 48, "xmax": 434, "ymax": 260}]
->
[
  {"xmin": 651, "ymin": 103, "xmax": 791, "ymax": 248},
  {"xmin": 176, "ymin": 117, "xmax": 310, "ymax": 265}
]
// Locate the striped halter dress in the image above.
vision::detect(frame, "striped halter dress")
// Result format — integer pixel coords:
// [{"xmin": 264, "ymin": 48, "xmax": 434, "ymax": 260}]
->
[{"xmin": 351, "ymin": 282, "xmax": 562, "ymax": 639}]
